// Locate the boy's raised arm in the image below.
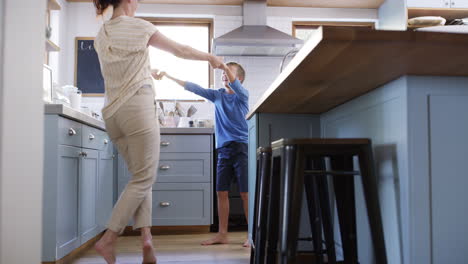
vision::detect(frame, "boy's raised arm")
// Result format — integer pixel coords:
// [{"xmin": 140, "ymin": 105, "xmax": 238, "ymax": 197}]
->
[
  {"xmin": 152, "ymin": 70, "xmax": 217, "ymax": 102},
  {"xmin": 222, "ymin": 64, "xmax": 248, "ymax": 101}
]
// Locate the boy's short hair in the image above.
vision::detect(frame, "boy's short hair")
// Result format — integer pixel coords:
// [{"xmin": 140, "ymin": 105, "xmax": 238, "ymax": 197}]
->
[{"xmin": 226, "ymin": 62, "xmax": 246, "ymax": 83}]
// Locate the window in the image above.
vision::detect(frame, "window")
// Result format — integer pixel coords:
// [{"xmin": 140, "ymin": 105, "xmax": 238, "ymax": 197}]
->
[
  {"xmin": 293, "ymin": 21, "xmax": 375, "ymax": 42},
  {"xmin": 144, "ymin": 19, "xmax": 213, "ymax": 101}
]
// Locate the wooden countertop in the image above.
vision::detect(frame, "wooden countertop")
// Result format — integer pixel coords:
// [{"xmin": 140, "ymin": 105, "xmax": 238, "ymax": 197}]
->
[{"xmin": 247, "ymin": 26, "xmax": 468, "ymax": 119}]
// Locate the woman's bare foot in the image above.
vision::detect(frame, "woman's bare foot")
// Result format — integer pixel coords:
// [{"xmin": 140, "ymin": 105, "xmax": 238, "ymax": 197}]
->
[
  {"xmin": 142, "ymin": 239, "xmax": 157, "ymax": 263},
  {"xmin": 243, "ymin": 239, "xmax": 250, "ymax": 248},
  {"xmin": 94, "ymin": 238, "xmax": 116, "ymax": 264},
  {"xmin": 201, "ymin": 232, "xmax": 229, "ymax": 246}
]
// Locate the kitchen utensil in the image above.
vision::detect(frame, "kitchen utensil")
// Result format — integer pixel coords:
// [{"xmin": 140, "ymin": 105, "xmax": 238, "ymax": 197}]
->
[
  {"xmin": 187, "ymin": 105, "xmax": 197, "ymax": 117},
  {"xmin": 196, "ymin": 119, "xmax": 205, "ymax": 128},
  {"xmin": 164, "ymin": 116, "xmax": 176, "ymax": 127},
  {"xmin": 159, "ymin": 102, "xmax": 165, "ymax": 116},
  {"xmin": 81, "ymin": 106, "xmax": 92, "ymax": 116},
  {"xmin": 177, "ymin": 117, "xmax": 191, "ymax": 128},
  {"xmin": 175, "ymin": 102, "xmax": 186, "ymax": 117},
  {"xmin": 70, "ymin": 90, "xmax": 82, "ymax": 110}
]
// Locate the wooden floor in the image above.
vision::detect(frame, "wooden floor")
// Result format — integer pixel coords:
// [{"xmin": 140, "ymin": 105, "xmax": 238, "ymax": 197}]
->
[{"xmin": 73, "ymin": 232, "xmax": 251, "ymax": 264}]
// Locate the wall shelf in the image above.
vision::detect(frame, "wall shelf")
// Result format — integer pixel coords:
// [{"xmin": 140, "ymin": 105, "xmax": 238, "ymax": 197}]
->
[
  {"xmin": 46, "ymin": 39, "xmax": 61, "ymax": 52},
  {"xmin": 408, "ymin": 8, "xmax": 468, "ymax": 20},
  {"xmin": 48, "ymin": 0, "xmax": 61, "ymax": 10}
]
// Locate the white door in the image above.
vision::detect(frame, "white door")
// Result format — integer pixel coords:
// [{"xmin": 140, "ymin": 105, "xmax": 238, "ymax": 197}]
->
[
  {"xmin": 407, "ymin": 0, "xmax": 448, "ymax": 8},
  {"xmin": 451, "ymin": 0, "xmax": 468, "ymax": 8}
]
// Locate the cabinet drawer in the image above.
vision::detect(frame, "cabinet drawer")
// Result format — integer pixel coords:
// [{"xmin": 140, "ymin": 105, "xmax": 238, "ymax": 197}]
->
[
  {"xmin": 58, "ymin": 117, "xmax": 82, "ymax": 147},
  {"xmin": 155, "ymin": 153, "xmax": 211, "ymax": 183},
  {"xmin": 160, "ymin": 135, "xmax": 211, "ymax": 153},
  {"xmin": 100, "ymin": 133, "xmax": 113, "ymax": 154},
  {"xmin": 152, "ymin": 183, "xmax": 211, "ymax": 226},
  {"xmin": 82, "ymin": 126, "xmax": 104, "ymax": 150}
]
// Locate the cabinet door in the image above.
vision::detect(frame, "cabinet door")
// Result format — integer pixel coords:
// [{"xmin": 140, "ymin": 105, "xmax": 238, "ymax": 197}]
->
[
  {"xmin": 407, "ymin": 0, "xmax": 448, "ymax": 8},
  {"xmin": 98, "ymin": 149, "xmax": 115, "ymax": 232},
  {"xmin": 156, "ymin": 153, "xmax": 211, "ymax": 183},
  {"xmin": 152, "ymin": 183, "xmax": 211, "ymax": 226},
  {"xmin": 80, "ymin": 149, "xmax": 100, "ymax": 244},
  {"xmin": 451, "ymin": 0, "xmax": 468, "ymax": 8},
  {"xmin": 56, "ymin": 145, "xmax": 81, "ymax": 259},
  {"xmin": 429, "ymin": 95, "xmax": 468, "ymax": 263}
]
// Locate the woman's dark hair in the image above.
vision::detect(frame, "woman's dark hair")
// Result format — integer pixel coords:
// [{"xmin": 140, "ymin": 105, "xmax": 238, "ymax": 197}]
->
[{"xmin": 93, "ymin": 0, "xmax": 122, "ymax": 15}]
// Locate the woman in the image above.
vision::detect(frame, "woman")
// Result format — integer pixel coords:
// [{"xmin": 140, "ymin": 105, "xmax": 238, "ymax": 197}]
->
[{"xmin": 92, "ymin": 0, "xmax": 224, "ymax": 263}]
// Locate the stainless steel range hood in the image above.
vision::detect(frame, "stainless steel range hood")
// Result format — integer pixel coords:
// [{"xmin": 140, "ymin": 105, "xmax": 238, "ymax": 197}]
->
[{"xmin": 213, "ymin": 0, "xmax": 303, "ymax": 57}]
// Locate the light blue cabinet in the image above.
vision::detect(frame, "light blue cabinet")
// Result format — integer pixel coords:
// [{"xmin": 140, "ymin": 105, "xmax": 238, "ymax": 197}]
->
[
  {"xmin": 80, "ymin": 149, "xmax": 99, "ymax": 243},
  {"xmin": 117, "ymin": 133, "xmax": 214, "ymax": 226},
  {"xmin": 152, "ymin": 183, "xmax": 211, "ymax": 225},
  {"xmin": 56, "ymin": 145, "xmax": 81, "ymax": 258},
  {"xmin": 43, "ymin": 115, "xmax": 115, "ymax": 262},
  {"xmin": 98, "ymin": 148, "xmax": 115, "ymax": 231}
]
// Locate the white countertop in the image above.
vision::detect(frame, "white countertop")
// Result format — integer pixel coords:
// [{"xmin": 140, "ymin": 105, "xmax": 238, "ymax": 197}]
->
[{"xmin": 45, "ymin": 104, "xmax": 215, "ymax": 135}]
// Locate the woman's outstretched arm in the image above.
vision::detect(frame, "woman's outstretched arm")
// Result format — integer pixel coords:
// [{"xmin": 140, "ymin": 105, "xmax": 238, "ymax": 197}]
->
[{"xmin": 148, "ymin": 31, "xmax": 224, "ymax": 69}]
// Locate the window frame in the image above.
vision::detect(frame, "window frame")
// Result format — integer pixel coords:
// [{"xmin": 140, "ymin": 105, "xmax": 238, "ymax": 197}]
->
[{"xmin": 140, "ymin": 17, "xmax": 214, "ymax": 102}]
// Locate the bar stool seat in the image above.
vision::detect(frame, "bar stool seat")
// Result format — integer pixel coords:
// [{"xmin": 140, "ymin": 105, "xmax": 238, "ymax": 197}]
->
[{"xmin": 268, "ymin": 138, "xmax": 388, "ymax": 264}]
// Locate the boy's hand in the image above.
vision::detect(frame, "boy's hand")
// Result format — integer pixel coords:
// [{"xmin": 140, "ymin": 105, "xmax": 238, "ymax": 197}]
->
[
  {"xmin": 151, "ymin": 69, "xmax": 166, "ymax": 80},
  {"xmin": 209, "ymin": 55, "xmax": 224, "ymax": 69},
  {"xmin": 220, "ymin": 63, "xmax": 229, "ymax": 71}
]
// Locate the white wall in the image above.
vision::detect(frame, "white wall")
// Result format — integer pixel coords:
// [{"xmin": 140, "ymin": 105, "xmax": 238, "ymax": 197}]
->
[
  {"xmin": 0, "ymin": 0, "xmax": 45, "ymax": 263},
  {"xmin": 51, "ymin": 3, "xmax": 378, "ymax": 121}
]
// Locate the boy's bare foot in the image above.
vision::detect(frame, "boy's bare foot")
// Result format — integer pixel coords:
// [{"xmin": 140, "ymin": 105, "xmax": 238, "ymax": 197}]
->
[
  {"xmin": 94, "ymin": 239, "xmax": 116, "ymax": 264},
  {"xmin": 201, "ymin": 233, "xmax": 229, "ymax": 246},
  {"xmin": 243, "ymin": 239, "xmax": 251, "ymax": 248},
  {"xmin": 142, "ymin": 239, "xmax": 157, "ymax": 264}
]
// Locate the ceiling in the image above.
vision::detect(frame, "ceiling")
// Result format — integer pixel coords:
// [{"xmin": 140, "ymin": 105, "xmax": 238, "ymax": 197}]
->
[{"xmin": 67, "ymin": 0, "xmax": 385, "ymax": 9}]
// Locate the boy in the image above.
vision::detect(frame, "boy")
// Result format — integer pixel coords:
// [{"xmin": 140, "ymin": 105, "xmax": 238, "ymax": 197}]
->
[{"xmin": 152, "ymin": 62, "xmax": 250, "ymax": 247}]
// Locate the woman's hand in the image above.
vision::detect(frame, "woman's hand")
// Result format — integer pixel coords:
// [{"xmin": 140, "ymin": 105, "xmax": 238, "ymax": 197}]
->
[
  {"xmin": 151, "ymin": 69, "xmax": 166, "ymax": 80},
  {"xmin": 209, "ymin": 55, "xmax": 224, "ymax": 69}
]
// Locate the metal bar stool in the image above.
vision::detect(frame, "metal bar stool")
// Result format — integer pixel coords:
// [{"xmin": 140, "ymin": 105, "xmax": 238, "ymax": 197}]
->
[
  {"xmin": 250, "ymin": 147, "xmax": 272, "ymax": 264},
  {"xmin": 272, "ymin": 138, "xmax": 387, "ymax": 264}
]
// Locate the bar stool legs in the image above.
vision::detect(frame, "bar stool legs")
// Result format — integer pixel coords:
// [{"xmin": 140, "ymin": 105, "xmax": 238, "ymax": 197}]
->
[
  {"xmin": 271, "ymin": 139, "xmax": 387, "ymax": 264},
  {"xmin": 278, "ymin": 145, "xmax": 304, "ymax": 264},
  {"xmin": 304, "ymin": 173, "xmax": 323, "ymax": 264},
  {"xmin": 251, "ymin": 147, "xmax": 271, "ymax": 264},
  {"xmin": 331, "ymin": 156, "xmax": 358, "ymax": 264},
  {"xmin": 264, "ymin": 154, "xmax": 282, "ymax": 264},
  {"xmin": 358, "ymin": 145, "xmax": 388, "ymax": 264}
]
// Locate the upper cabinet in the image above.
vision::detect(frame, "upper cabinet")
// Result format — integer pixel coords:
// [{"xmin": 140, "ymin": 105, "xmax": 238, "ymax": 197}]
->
[
  {"xmin": 48, "ymin": 0, "xmax": 61, "ymax": 10},
  {"xmin": 407, "ymin": 0, "xmax": 468, "ymax": 20},
  {"xmin": 407, "ymin": 0, "xmax": 449, "ymax": 8},
  {"xmin": 68, "ymin": 0, "xmax": 386, "ymax": 9},
  {"xmin": 408, "ymin": 0, "xmax": 468, "ymax": 8},
  {"xmin": 451, "ymin": 0, "xmax": 468, "ymax": 8}
]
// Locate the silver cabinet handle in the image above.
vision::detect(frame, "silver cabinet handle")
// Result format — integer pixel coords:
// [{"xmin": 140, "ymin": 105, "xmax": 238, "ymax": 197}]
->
[
  {"xmin": 160, "ymin": 202, "xmax": 171, "ymax": 207},
  {"xmin": 89, "ymin": 134, "xmax": 95, "ymax": 140},
  {"xmin": 160, "ymin": 141, "xmax": 170, "ymax": 146},
  {"xmin": 104, "ymin": 139, "xmax": 109, "ymax": 144},
  {"xmin": 68, "ymin": 128, "xmax": 77, "ymax": 136},
  {"xmin": 78, "ymin": 151, "xmax": 88, "ymax": 158},
  {"xmin": 159, "ymin": 165, "xmax": 171, "ymax": 170}
]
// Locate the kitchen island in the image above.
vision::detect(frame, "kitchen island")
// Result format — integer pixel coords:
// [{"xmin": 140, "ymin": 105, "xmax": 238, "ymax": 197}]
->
[{"xmin": 247, "ymin": 26, "xmax": 468, "ymax": 264}]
